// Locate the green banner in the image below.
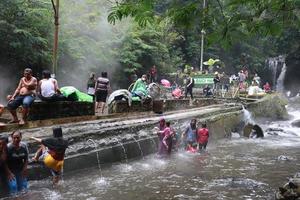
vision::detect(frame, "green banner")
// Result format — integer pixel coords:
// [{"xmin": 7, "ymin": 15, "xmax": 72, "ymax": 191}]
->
[{"xmin": 194, "ymin": 77, "xmax": 214, "ymax": 85}]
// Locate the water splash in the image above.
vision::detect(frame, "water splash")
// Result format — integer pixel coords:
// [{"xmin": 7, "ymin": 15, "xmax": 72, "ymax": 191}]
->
[
  {"xmin": 114, "ymin": 138, "xmax": 128, "ymax": 164},
  {"xmin": 242, "ymin": 106, "xmax": 255, "ymax": 124},
  {"xmin": 86, "ymin": 139, "xmax": 103, "ymax": 177},
  {"xmin": 132, "ymin": 136, "xmax": 144, "ymax": 160}
]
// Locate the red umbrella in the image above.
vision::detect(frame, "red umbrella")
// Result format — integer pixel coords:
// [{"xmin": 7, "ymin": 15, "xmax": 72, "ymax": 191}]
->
[{"xmin": 161, "ymin": 79, "xmax": 171, "ymax": 87}]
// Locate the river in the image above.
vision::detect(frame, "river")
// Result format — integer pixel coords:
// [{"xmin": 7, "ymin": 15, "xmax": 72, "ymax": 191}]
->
[{"xmin": 3, "ymin": 106, "xmax": 300, "ymax": 200}]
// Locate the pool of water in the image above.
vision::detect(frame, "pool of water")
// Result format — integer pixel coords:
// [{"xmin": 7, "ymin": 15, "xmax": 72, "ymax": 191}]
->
[{"xmin": 4, "ymin": 107, "xmax": 300, "ymax": 200}]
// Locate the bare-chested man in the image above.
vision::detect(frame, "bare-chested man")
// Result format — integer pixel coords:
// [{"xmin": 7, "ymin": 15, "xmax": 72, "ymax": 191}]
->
[{"xmin": 7, "ymin": 68, "xmax": 37, "ymax": 125}]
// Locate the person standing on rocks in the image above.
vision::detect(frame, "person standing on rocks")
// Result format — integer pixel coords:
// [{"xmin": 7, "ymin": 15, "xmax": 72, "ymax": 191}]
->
[
  {"xmin": 95, "ymin": 72, "xmax": 110, "ymax": 114},
  {"xmin": 7, "ymin": 68, "xmax": 37, "ymax": 125},
  {"xmin": 185, "ymin": 74, "xmax": 194, "ymax": 99},
  {"xmin": 87, "ymin": 72, "xmax": 96, "ymax": 101},
  {"xmin": 31, "ymin": 127, "xmax": 68, "ymax": 185}
]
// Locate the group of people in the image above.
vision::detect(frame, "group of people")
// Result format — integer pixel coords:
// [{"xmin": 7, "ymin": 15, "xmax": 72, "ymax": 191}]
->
[
  {"xmin": 86, "ymin": 72, "xmax": 111, "ymax": 114},
  {"xmin": 3, "ymin": 68, "xmax": 67, "ymax": 125},
  {"xmin": 1, "ymin": 68, "xmax": 111, "ymax": 126},
  {"xmin": 155, "ymin": 118, "xmax": 209, "ymax": 156},
  {"xmin": 0, "ymin": 127, "xmax": 68, "ymax": 196}
]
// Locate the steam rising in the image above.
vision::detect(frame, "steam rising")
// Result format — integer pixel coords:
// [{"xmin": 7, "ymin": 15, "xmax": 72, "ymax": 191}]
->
[
  {"xmin": 0, "ymin": 66, "xmax": 19, "ymax": 104},
  {"xmin": 57, "ymin": 0, "xmax": 131, "ymax": 91}
]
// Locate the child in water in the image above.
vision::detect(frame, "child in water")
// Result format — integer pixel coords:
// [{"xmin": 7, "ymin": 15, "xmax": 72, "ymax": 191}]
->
[
  {"xmin": 156, "ymin": 118, "xmax": 166, "ymax": 155},
  {"xmin": 157, "ymin": 121, "xmax": 174, "ymax": 155},
  {"xmin": 183, "ymin": 119, "xmax": 198, "ymax": 152},
  {"xmin": 197, "ymin": 123, "xmax": 209, "ymax": 152}
]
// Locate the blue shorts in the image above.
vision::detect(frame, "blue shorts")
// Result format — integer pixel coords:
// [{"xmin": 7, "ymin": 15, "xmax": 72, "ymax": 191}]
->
[
  {"xmin": 7, "ymin": 95, "xmax": 35, "ymax": 110},
  {"xmin": 7, "ymin": 173, "xmax": 27, "ymax": 194}
]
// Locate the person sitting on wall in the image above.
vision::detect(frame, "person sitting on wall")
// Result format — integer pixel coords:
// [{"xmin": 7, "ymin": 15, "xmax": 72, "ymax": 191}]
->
[
  {"xmin": 38, "ymin": 70, "xmax": 66, "ymax": 102},
  {"xmin": 263, "ymin": 82, "xmax": 271, "ymax": 93},
  {"xmin": 7, "ymin": 68, "xmax": 37, "ymax": 125},
  {"xmin": 130, "ymin": 74, "xmax": 149, "ymax": 100},
  {"xmin": 203, "ymin": 85, "xmax": 213, "ymax": 97},
  {"xmin": 31, "ymin": 127, "xmax": 68, "ymax": 185}
]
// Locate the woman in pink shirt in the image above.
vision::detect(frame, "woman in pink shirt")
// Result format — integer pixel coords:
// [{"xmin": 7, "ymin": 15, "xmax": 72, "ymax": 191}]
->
[{"xmin": 158, "ymin": 121, "xmax": 174, "ymax": 155}]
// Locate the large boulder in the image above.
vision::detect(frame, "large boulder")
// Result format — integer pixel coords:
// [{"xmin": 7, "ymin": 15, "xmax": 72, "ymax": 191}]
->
[
  {"xmin": 291, "ymin": 119, "xmax": 300, "ymax": 128},
  {"xmin": 246, "ymin": 94, "xmax": 288, "ymax": 120},
  {"xmin": 289, "ymin": 96, "xmax": 300, "ymax": 109}
]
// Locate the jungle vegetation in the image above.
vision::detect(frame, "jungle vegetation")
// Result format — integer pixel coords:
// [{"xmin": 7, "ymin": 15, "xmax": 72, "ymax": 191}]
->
[{"xmin": 0, "ymin": 0, "xmax": 299, "ymax": 89}]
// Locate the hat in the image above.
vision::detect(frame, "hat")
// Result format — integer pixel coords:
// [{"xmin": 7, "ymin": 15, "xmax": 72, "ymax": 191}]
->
[{"xmin": 53, "ymin": 127, "xmax": 63, "ymax": 138}]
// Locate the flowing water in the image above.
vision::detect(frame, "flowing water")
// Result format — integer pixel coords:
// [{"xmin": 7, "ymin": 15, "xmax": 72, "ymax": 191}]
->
[{"xmin": 4, "ymin": 107, "xmax": 300, "ymax": 200}]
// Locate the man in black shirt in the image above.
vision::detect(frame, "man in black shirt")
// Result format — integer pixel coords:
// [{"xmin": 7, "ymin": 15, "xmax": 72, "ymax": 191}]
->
[{"xmin": 31, "ymin": 127, "xmax": 68, "ymax": 184}]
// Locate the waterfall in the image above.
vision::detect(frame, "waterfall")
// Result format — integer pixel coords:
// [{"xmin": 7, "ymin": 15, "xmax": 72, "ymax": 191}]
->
[
  {"xmin": 242, "ymin": 106, "xmax": 255, "ymax": 124},
  {"xmin": 276, "ymin": 62, "xmax": 287, "ymax": 93},
  {"xmin": 266, "ymin": 55, "xmax": 285, "ymax": 90}
]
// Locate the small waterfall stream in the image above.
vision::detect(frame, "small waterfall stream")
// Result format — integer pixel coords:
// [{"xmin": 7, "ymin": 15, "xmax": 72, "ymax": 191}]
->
[
  {"xmin": 276, "ymin": 62, "xmax": 287, "ymax": 93},
  {"xmin": 266, "ymin": 55, "xmax": 285, "ymax": 90}
]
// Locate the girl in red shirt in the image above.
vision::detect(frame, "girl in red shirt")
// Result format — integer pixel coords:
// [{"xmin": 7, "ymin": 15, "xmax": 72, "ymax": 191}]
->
[{"xmin": 197, "ymin": 123, "xmax": 209, "ymax": 152}]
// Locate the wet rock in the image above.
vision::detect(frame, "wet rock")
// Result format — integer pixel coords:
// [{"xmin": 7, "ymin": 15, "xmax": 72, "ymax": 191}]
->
[
  {"xmin": 277, "ymin": 155, "xmax": 290, "ymax": 161},
  {"xmin": 291, "ymin": 119, "xmax": 300, "ymax": 128},
  {"xmin": 243, "ymin": 123, "xmax": 254, "ymax": 138},
  {"xmin": 267, "ymin": 132, "xmax": 279, "ymax": 136},
  {"xmin": 266, "ymin": 127, "xmax": 284, "ymax": 132},
  {"xmin": 247, "ymin": 94, "xmax": 288, "ymax": 119},
  {"xmin": 276, "ymin": 173, "xmax": 300, "ymax": 200}
]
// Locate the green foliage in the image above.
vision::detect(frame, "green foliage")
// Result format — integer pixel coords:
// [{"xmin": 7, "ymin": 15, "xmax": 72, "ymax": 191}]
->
[
  {"xmin": 0, "ymin": 0, "xmax": 53, "ymax": 68},
  {"xmin": 118, "ymin": 19, "xmax": 184, "ymax": 80},
  {"xmin": 108, "ymin": 0, "xmax": 300, "ymax": 47}
]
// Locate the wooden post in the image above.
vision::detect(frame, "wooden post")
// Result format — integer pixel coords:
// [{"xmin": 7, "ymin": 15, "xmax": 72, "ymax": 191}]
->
[{"xmin": 51, "ymin": 0, "xmax": 59, "ymax": 76}]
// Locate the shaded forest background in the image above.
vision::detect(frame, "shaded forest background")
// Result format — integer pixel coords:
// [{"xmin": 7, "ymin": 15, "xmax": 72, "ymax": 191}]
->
[{"xmin": 0, "ymin": 0, "xmax": 299, "ymax": 103}]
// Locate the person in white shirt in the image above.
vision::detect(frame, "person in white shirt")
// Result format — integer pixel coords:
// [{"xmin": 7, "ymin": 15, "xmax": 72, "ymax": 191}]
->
[{"xmin": 38, "ymin": 70, "xmax": 65, "ymax": 102}]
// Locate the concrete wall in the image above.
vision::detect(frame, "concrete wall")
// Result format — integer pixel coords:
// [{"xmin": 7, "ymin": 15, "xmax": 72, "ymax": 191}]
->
[
  {"xmin": 28, "ymin": 101, "xmax": 94, "ymax": 120},
  {"xmin": 27, "ymin": 105, "xmax": 243, "ymax": 180}
]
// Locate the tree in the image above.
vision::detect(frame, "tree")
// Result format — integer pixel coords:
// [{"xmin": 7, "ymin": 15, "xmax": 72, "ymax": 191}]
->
[{"xmin": 108, "ymin": 0, "xmax": 300, "ymax": 47}]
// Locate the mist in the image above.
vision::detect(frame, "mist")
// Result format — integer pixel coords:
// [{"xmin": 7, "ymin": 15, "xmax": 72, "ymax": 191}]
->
[
  {"xmin": 56, "ymin": 0, "xmax": 132, "ymax": 92},
  {"xmin": 0, "ymin": 65, "xmax": 20, "ymax": 105}
]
